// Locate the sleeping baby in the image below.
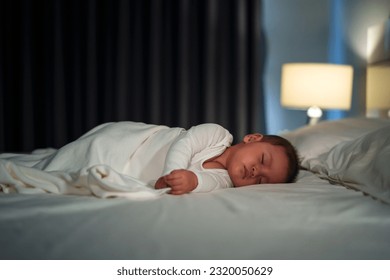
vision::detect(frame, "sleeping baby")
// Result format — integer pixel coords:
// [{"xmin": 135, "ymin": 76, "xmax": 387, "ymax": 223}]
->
[
  {"xmin": 153, "ymin": 123, "xmax": 299, "ymax": 194},
  {"xmin": 0, "ymin": 122, "xmax": 299, "ymax": 197}
]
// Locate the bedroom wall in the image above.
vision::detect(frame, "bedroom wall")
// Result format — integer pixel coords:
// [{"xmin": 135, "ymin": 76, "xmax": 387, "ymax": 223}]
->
[{"xmin": 263, "ymin": 0, "xmax": 390, "ymax": 134}]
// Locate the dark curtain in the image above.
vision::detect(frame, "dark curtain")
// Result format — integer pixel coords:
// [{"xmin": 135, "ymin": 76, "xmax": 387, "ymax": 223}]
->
[{"xmin": 0, "ymin": 0, "xmax": 265, "ymax": 153}]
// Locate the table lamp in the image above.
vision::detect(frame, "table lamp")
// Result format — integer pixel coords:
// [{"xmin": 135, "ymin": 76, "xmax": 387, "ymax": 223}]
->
[
  {"xmin": 281, "ymin": 63, "xmax": 353, "ymax": 125},
  {"xmin": 366, "ymin": 63, "xmax": 390, "ymax": 118}
]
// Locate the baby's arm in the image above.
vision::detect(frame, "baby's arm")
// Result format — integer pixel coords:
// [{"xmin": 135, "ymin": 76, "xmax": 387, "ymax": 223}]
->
[{"xmin": 156, "ymin": 123, "xmax": 232, "ymax": 194}]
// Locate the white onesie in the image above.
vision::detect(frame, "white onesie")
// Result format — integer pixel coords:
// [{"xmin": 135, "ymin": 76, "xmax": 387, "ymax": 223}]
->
[
  {"xmin": 163, "ymin": 123, "xmax": 233, "ymax": 192},
  {"xmin": 122, "ymin": 123, "xmax": 234, "ymax": 192}
]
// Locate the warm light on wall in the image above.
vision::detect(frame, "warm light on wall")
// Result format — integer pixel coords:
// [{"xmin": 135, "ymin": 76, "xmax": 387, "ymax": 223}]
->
[
  {"xmin": 367, "ymin": 19, "xmax": 390, "ymax": 64},
  {"xmin": 281, "ymin": 63, "xmax": 353, "ymax": 125}
]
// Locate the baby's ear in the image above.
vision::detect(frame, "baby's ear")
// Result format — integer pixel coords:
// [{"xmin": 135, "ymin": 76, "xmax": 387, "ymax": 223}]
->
[{"xmin": 243, "ymin": 133, "xmax": 263, "ymax": 143}]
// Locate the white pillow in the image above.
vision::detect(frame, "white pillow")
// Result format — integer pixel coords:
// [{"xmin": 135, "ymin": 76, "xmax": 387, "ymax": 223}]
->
[
  {"xmin": 305, "ymin": 125, "xmax": 390, "ymax": 204},
  {"xmin": 281, "ymin": 118, "xmax": 390, "ymax": 165}
]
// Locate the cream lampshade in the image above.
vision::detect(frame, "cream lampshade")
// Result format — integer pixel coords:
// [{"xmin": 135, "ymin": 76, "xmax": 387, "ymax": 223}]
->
[
  {"xmin": 366, "ymin": 63, "xmax": 390, "ymax": 118},
  {"xmin": 281, "ymin": 63, "xmax": 353, "ymax": 125}
]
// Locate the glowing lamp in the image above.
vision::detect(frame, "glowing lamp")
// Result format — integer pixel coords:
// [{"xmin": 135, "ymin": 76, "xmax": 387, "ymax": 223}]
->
[{"xmin": 281, "ymin": 63, "xmax": 353, "ymax": 125}]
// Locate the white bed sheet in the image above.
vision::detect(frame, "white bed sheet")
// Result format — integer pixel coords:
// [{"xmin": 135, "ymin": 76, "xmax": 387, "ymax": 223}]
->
[{"xmin": 1, "ymin": 171, "xmax": 389, "ymax": 260}]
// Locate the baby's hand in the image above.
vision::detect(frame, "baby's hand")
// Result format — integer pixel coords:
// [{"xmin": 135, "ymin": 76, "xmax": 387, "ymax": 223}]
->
[{"xmin": 154, "ymin": 169, "xmax": 198, "ymax": 195}]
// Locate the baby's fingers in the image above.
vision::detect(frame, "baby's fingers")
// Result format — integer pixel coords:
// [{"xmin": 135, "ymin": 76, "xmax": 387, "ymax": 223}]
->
[
  {"xmin": 164, "ymin": 173, "xmax": 183, "ymax": 184},
  {"xmin": 154, "ymin": 177, "xmax": 168, "ymax": 189},
  {"xmin": 166, "ymin": 180, "xmax": 186, "ymax": 194}
]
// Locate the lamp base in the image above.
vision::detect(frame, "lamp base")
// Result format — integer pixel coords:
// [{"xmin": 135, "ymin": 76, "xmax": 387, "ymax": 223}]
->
[
  {"xmin": 307, "ymin": 116, "xmax": 321, "ymax": 125},
  {"xmin": 306, "ymin": 106, "xmax": 323, "ymax": 125}
]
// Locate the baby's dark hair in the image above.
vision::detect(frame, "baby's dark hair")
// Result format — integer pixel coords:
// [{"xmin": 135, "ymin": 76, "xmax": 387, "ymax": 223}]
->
[{"xmin": 261, "ymin": 135, "xmax": 300, "ymax": 183}]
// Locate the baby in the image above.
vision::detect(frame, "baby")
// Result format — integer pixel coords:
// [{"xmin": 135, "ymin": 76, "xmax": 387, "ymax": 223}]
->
[
  {"xmin": 0, "ymin": 121, "xmax": 299, "ymax": 197},
  {"xmin": 153, "ymin": 123, "xmax": 299, "ymax": 195}
]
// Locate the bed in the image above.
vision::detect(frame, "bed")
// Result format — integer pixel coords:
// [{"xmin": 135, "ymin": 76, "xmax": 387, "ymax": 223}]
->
[{"xmin": 0, "ymin": 117, "xmax": 389, "ymax": 260}]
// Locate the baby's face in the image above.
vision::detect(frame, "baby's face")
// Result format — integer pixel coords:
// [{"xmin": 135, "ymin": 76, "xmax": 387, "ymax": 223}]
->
[{"xmin": 226, "ymin": 141, "xmax": 289, "ymax": 187}]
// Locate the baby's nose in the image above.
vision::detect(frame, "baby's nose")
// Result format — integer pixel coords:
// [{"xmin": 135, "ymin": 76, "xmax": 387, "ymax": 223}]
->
[{"xmin": 251, "ymin": 166, "xmax": 258, "ymax": 177}]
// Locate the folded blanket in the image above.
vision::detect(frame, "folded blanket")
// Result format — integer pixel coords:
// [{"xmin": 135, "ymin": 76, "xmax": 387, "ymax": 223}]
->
[{"xmin": 0, "ymin": 122, "xmax": 183, "ymax": 199}]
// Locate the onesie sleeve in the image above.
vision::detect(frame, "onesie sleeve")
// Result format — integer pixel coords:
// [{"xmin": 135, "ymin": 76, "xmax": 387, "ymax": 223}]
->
[
  {"xmin": 191, "ymin": 170, "xmax": 233, "ymax": 193},
  {"xmin": 162, "ymin": 123, "xmax": 232, "ymax": 176}
]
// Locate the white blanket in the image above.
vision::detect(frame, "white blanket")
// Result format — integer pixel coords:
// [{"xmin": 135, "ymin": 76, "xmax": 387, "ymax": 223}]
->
[{"xmin": 0, "ymin": 122, "xmax": 184, "ymax": 199}]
